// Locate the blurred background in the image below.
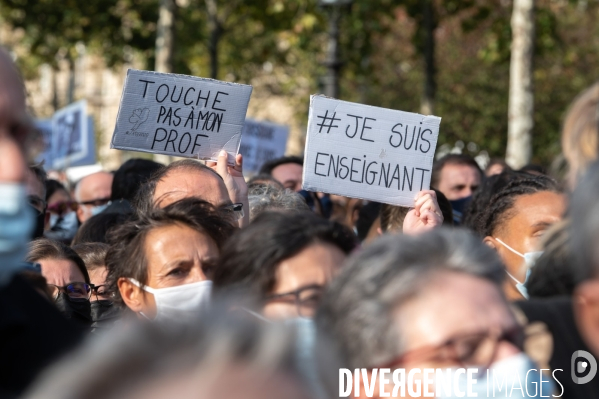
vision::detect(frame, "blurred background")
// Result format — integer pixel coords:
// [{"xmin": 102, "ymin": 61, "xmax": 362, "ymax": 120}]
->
[{"xmin": 1, "ymin": 0, "xmax": 597, "ymax": 177}]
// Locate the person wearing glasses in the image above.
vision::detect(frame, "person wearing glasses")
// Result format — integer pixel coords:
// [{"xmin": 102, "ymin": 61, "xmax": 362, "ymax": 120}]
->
[
  {"xmin": 74, "ymin": 171, "xmax": 113, "ymax": 223},
  {"xmin": 106, "ymin": 198, "xmax": 236, "ymax": 321},
  {"xmin": 72, "ymin": 243, "xmax": 121, "ymax": 332},
  {"xmin": 45, "ymin": 179, "xmax": 79, "ymax": 243},
  {"xmin": 26, "ymin": 239, "xmax": 93, "ymax": 329},
  {"xmin": 316, "ymin": 228, "xmax": 551, "ymax": 398},
  {"xmin": 212, "ymin": 211, "xmax": 356, "ymax": 320},
  {"xmin": 135, "ymin": 158, "xmax": 248, "ymax": 228}
]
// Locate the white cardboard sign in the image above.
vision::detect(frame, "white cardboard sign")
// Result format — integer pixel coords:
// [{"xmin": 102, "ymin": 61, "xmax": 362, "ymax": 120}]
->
[
  {"xmin": 50, "ymin": 100, "xmax": 91, "ymax": 169},
  {"xmin": 110, "ymin": 69, "xmax": 253, "ymax": 163},
  {"xmin": 239, "ymin": 118, "xmax": 289, "ymax": 174},
  {"xmin": 303, "ymin": 95, "xmax": 441, "ymax": 207}
]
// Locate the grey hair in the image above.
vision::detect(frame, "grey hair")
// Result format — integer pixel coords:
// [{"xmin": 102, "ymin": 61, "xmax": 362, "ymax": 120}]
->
[
  {"xmin": 248, "ymin": 185, "xmax": 310, "ymax": 222},
  {"xmin": 316, "ymin": 227, "xmax": 505, "ymax": 369},
  {"xmin": 570, "ymin": 160, "xmax": 599, "ymax": 282},
  {"xmin": 24, "ymin": 302, "xmax": 336, "ymax": 399}
]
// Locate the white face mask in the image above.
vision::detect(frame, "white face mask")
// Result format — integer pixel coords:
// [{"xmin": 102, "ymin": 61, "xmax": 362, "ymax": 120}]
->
[
  {"xmin": 437, "ymin": 353, "xmax": 553, "ymax": 398},
  {"xmin": 91, "ymin": 202, "xmax": 110, "ymax": 217},
  {"xmin": 0, "ymin": 183, "xmax": 34, "ymax": 286},
  {"xmin": 129, "ymin": 278, "xmax": 212, "ymax": 321},
  {"xmin": 45, "ymin": 211, "xmax": 79, "ymax": 241},
  {"xmin": 495, "ymin": 238, "xmax": 543, "ymax": 299}
]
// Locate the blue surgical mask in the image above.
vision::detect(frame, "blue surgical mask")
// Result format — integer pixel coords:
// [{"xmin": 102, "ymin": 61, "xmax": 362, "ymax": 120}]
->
[
  {"xmin": 91, "ymin": 202, "xmax": 110, "ymax": 217},
  {"xmin": 0, "ymin": 183, "xmax": 34, "ymax": 286},
  {"xmin": 437, "ymin": 353, "xmax": 553, "ymax": 398},
  {"xmin": 495, "ymin": 238, "xmax": 543, "ymax": 299},
  {"xmin": 45, "ymin": 211, "xmax": 79, "ymax": 242}
]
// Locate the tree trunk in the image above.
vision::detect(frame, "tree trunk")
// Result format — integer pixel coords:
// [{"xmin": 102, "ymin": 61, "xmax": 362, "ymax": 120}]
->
[
  {"xmin": 420, "ymin": 0, "xmax": 436, "ymax": 115},
  {"xmin": 506, "ymin": 0, "xmax": 535, "ymax": 169},
  {"xmin": 205, "ymin": 0, "xmax": 222, "ymax": 80},
  {"xmin": 154, "ymin": 0, "xmax": 176, "ymax": 164}
]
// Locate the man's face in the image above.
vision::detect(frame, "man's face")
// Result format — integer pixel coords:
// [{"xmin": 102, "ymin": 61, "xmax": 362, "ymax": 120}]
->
[
  {"xmin": 437, "ymin": 164, "xmax": 481, "ymax": 201},
  {"xmin": 153, "ymin": 168, "xmax": 231, "ymax": 208},
  {"xmin": 392, "ymin": 271, "xmax": 521, "ymax": 373},
  {"xmin": 271, "ymin": 163, "xmax": 303, "ymax": 192},
  {"xmin": 25, "ymin": 169, "xmax": 46, "ymax": 214},
  {"xmin": 76, "ymin": 172, "xmax": 113, "ymax": 223}
]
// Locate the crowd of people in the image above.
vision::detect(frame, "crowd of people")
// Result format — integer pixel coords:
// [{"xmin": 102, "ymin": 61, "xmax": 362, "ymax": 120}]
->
[{"xmin": 2, "ymin": 46, "xmax": 599, "ymax": 399}]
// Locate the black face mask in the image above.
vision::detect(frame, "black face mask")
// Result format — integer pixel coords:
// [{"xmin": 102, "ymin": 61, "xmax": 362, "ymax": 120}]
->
[
  {"xmin": 29, "ymin": 204, "xmax": 45, "ymax": 240},
  {"xmin": 54, "ymin": 292, "xmax": 92, "ymax": 328},
  {"xmin": 90, "ymin": 300, "xmax": 121, "ymax": 331}
]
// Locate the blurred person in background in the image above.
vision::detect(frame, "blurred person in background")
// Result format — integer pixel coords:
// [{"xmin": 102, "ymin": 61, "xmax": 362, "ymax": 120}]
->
[
  {"xmin": 71, "ymin": 212, "xmax": 132, "ymax": 245},
  {"xmin": 259, "ymin": 155, "xmax": 304, "ymax": 192},
  {"xmin": 44, "ymin": 179, "xmax": 79, "ymax": 243},
  {"xmin": 103, "ymin": 158, "xmax": 163, "ymax": 215},
  {"xmin": 106, "ymin": 198, "xmax": 236, "ymax": 321},
  {"xmin": 317, "ymin": 229, "xmax": 551, "ymax": 398},
  {"xmin": 26, "ymin": 164, "xmax": 49, "ymax": 239},
  {"xmin": 431, "ymin": 154, "xmax": 484, "ymax": 224},
  {"xmin": 247, "ymin": 185, "xmax": 309, "ymax": 222},
  {"xmin": 135, "ymin": 158, "xmax": 248, "ymax": 227},
  {"xmin": 259, "ymin": 155, "xmax": 332, "ymax": 217},
  {"xmin": 485, "ymin": 158, "xmax": 510, "ymax": 177},
  {"xmin": 26, "ymin": 239, "xmax": 92, "ymax": 330},
  {"xmin": 0, "ymin": 46, "xmax": 83, "ymax": 396},
  {"xmin": 561, "ymin": 82, "xmax": 599, "ymax": 188},
  {"xmin": 247, "ymin": 173, "xmax": 284, "ymax": 191},
  {"xmin": 74, "ymin": 171, "xmax": 113, "ymax": 223},
  {"xmin": 23, "ymin": 304, "xmax": 333, "ymax": 399},
  {"xmin": 212, "ymin": 211, "xmax": 355, "ymax": 320},
  {"xmin": 72, "ymin": 243, "xmax": 120, "ymax": 331},
  {"xmin": 474, "ymin": 176, "xmax": 565, "ymax": 300}
]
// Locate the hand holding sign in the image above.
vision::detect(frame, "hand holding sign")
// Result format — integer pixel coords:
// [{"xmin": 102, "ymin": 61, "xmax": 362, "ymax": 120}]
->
[
  {"xmin": 206, "ymin": 151, "xmax": 249, "ymax": 227},
  {"xmin": 403, "ymin": 190, "xmax": 443, "ymax": 235}
]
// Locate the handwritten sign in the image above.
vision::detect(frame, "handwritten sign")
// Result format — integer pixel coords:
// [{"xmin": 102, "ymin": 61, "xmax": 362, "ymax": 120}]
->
[
  {"xmin": 110, "ymin": 69, "xmax": 253, "ymax": 163},
  {"xmin": 239, "ymin": 119, "xmax": 289, "ymax": 174},
  {"xmin": 36, "ymin": 101, "xmax": 96, "ymax": 170},
  {"xmin": 303, "ymin": 96, "xmax": 441, "ymax": 207}
]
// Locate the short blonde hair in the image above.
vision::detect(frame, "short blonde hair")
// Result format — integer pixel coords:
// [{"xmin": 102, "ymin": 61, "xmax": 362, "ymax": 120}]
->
[{"xmin": 562, "ymin": 82, "xmax": 599, "ymax": 187}]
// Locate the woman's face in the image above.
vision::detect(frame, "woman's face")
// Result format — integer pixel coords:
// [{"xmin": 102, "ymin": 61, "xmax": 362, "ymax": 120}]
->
[
  {"xmin": 39, "ymin": 257, "xmax": 87, "ymax": 299},
  {"xmin": 89, "ymin": 266, "xmax": 110, "ymax": 301},
  {"xmin": 132, "ymin": 223, "xmax": 219, "ymax": 318},
  {"xmin": 263, "ymin": 242, "xmax": 345, "ymax": 319},
  {"xmin": 484, "ymin": 191, "xmax": 566, "ymax": 300}
]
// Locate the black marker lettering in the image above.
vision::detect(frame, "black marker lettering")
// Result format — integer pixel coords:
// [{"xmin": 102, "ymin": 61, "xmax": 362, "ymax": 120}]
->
[
  {"xmin": 184, "ymin": 87, "xmax": 196, "ymax": 105},
  {"xmin": 360, "ymin": 117, "xmax": 376, "ymax": 142},
  {"xmin": 390, "ymin": 123, "xmax": 403, "ymax": 148},
  {"xmin": 151, "ymin": 128, "xmax": 168, "ymax": 149},
  {"xmin": 156, "ymin": 84, "xmax": 169, "ymax": 103},
  {"xmin": 345, "ymin": 114, "xmax": 362, "ymax": 138},
  {"xmin": 139, "ymin": 79, "xmax": 155, "ymax": 98},
  {"xmin": 212, "ymin": 91, "xmax": 228, "ymax": 112},
  {"xmin": 315, "ymin": 152, "xmax": 328, "ymax": 177}
]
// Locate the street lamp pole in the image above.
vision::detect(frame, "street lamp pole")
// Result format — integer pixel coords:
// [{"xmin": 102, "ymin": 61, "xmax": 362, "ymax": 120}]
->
[{"xmin": 320, "ymin": 0, "xmax": 352, "ymax": 99}]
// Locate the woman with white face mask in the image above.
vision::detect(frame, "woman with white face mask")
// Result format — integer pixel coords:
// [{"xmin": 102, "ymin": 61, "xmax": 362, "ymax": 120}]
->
[
  {"xmin": 44, "ymin": 179, "xmax": 79, "ymax": 243},
  {"xmin": 105, "ymin": 198, "xmax": 236, "ymax": 321}
]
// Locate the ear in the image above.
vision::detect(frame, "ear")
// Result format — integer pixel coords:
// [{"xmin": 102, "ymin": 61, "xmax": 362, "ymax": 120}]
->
[
  {"xmin": 483, "ymin": 236, "xmax": 498, "ymax": 250},
  {"xmin": 573, "ymin": 279, "xmax": 599, "ymax": 356},
  {"xmin": 377, "ymin": 227, "xmax": 383, "ymax": 236},
  {"xmin": 76, "ymin": 207, "xmax": 85, "ymax": 223},
  {"xmin": 118, "ymin": 277, "xmax": 144, "ymax": 313}
]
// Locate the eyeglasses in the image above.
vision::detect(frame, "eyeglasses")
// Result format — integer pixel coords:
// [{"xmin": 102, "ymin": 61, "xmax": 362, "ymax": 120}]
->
[
  {"xmin": 263, "ymin": 284, "xmax": 324, "ymax": 318},
  {"xmin": 91, "ymin": 284, "xmax": 114, "ymax": 301},
  {"xmin": 47, "ymin": 201, "xmax": 78, "ymax": 215},
  {"xmin": 28, "ymin": 195, "xmax": 47, "ymax": 214},
  {"xmin": 220, "ymin": 203, "xmax": 244, "ymax": 221},
  {"xmin": 79, "ymin": 197, "xmax": 111, "ymax": 207},
  {"xmin": 48, "ymin": 282, "xmax": 93, "ymax": 301},
  {"xmin": 378, "ymin": 326, "xmax": 524, "ymax": 373}
]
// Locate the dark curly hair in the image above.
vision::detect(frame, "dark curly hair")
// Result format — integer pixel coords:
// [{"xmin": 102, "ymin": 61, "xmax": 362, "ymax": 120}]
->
[
  {"xmin": 105, "ymin": 197, "xmax": 237, "ymax": 306},
  {"xmin": 473, "ymin": 175, "xmax": 561, "ymax": 238},
  {"xmin": 212, "ymin": 210, "xmax": 356, "ymax": 300}
]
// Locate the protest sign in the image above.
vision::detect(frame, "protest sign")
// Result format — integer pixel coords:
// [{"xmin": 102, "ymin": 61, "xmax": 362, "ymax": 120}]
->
[
  {"xmin": 239, "ymin": 119, "xmax": 289, "ymax": 174},
  {"xmin": 110, "ymin": 69, "xmax": 253, "ymax": 163},
  {"xmin": 303, "ymin": 95, "xmax": 441, "ymax": 207},
  {"xmin": 36, "ymin": 101, "xmax": 96, "ymax": 170}
]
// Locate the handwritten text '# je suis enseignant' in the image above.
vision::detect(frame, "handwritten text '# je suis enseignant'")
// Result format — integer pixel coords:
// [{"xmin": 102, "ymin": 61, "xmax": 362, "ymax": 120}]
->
[{"xmin": 303, "ymin": 96, "xmax": 440, "ymax": 207}]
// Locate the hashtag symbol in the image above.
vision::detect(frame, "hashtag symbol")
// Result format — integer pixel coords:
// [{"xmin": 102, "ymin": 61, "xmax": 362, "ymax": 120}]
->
[{"xmin": 316, "ymin": 110, "xmax": 341, "ymax": 133}]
